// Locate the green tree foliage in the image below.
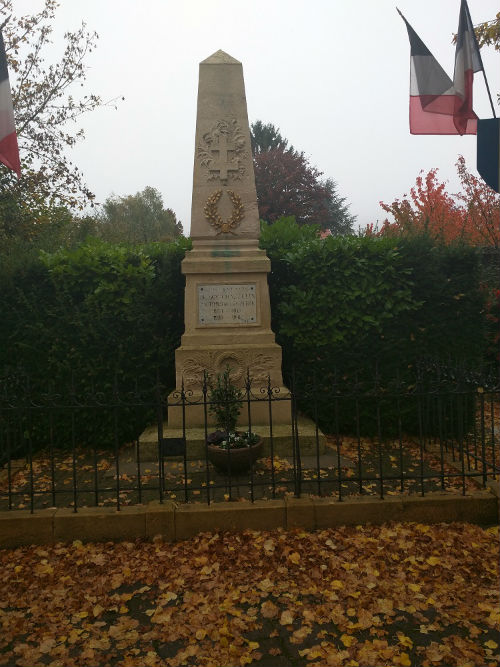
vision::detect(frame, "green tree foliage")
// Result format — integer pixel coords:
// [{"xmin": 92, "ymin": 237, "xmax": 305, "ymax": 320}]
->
[
  {"xmin": 250, "ymin": 121, "xmax": 292, "ymax": 154},
  {"xmin": 1, "ymin": 0, "xmax": 121, "ymax": 208},
  {"xmin": 250, "ymin": 121, "xmax": 356, "ymax": 234},
  {"xmin": 95, "ymin": 187, "xmax": 183, "ymax": 243},
  {"xmin": 474, "ymin": 13, "xmax": 500, "ymax": 51},
  {"xmin": 322, "ymin": 178, "xmax": 358, "ymax": 236},
  {"xmin": 0, "ymin": 177, "xmax": 76, "ymax": 278}
]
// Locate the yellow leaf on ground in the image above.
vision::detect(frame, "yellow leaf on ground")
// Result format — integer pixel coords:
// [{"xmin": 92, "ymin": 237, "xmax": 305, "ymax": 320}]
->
[
  {"xmin": 488, "ymin": 609, "xmax": 500, "ymax": 624},
  {"xmin": 92, "ymin": 604, "xmax": 104, "ymax": 617},
  {"xmin": 288, "ymin": 551, "xmax": 301, "ymax": 564},
  {"xmin": 426, "ymin": 556, "xmax": 440, "ymax": 566},
  {"xmin": 163, "ymin": 591, "xmax": 178, "ymax": 602},
  {"xmin": 261, "ymin": 600, "xmax": 279, "ymax": 619},
  {"xmin": 144, "ymin": 651, "xmax": 160, "ymax": 666},
  {"xmin": 331, "ymin": 580, "xmax": 344, "ymax": 590},
  {"xmin": 376, "ymin": 598, "xmax": 394, "ymax": 614},
  {"xmin": 263, "ymin": 539, "xmax": 275, "ymax": 553},
  {"xmin": 258, "ymin": 578, "xmax": 273, "ymax": 592},
  {"xmin": 280, "ymin": 610, "xmax": 294, "ymax": 625},
  {"xmin": 340, "ymin": 633, "xmax": 355, "ymax": 647},
  {"xmin": 484, "ymin": 639, "xmax": 498, "ymax": 649},
  {"xmin": 399, "ymin": 652, "xmax": 412, "ymax": 666},
  {"xmin": 397, "ymin": 632, "xmax": 413, "ymax": 648},
  {"xmin": 408, "ymin": 583, "xmax": 421, "ymax": 592}
]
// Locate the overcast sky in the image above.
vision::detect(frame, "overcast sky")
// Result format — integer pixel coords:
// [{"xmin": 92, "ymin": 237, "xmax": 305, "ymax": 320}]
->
[{"xmin": 13, "ymin": 0, "xmax": 500, "ymax": 233}]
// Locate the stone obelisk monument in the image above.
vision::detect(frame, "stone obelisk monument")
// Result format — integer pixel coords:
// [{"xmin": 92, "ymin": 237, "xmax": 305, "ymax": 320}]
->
[{"xmin": 168, "ymin": 49, "xmax": 289, "ymax": 427}]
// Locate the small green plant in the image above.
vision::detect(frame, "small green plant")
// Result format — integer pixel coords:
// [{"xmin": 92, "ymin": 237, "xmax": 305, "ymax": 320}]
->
[{"xmin": 208, "ymin": 367, "xmax": 243, "ymax": 434}]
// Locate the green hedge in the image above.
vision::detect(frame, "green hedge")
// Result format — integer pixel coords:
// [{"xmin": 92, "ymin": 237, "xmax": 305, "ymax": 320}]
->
[
  {"xmin": 260, "ymin": 219, "xmax": 486, "ymax": 433},
  {"xmin": 0, "ymin": 238, "xmax": 190, "ymax": 447},
  {"xmin": 260, "ymin": 219, "xmax": 485, "ymax": 368},
  {"xmin": 0, "ymin": 220, "xmax": 489, "ymax": 445}
]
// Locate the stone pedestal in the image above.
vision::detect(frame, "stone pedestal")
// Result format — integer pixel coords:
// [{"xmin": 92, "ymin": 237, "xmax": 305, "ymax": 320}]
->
[{"xmin": 168, "ymin": 239, "xmax": 290, "ymax": 427}]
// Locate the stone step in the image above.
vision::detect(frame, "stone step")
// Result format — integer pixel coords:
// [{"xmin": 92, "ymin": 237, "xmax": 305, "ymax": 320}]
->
[{"xmin": 137, "ymin": 416, "xmax": 326, "ymax": 462}]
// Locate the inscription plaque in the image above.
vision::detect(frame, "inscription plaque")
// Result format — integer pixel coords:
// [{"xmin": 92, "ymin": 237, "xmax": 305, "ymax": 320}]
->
[{"xmin": 198, "ymin": 284, "xmax": 257, "ymax": 325}]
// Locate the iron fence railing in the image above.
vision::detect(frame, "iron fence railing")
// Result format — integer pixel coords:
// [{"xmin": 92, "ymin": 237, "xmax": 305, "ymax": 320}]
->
[{"xmin": 0, "ymin": 364, "xmax": 498, "ymax": 513}]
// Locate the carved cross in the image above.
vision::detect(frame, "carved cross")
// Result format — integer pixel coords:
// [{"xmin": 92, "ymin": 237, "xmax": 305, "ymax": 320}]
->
[{"xmin": 210, "ymin": 133, "xmax": 239, "ymax": 181}]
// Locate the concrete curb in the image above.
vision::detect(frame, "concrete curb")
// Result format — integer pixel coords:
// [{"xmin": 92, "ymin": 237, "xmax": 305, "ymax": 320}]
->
[{"xmin": 0, "ymin": 490, "xmax": 497, "ymax": 548}]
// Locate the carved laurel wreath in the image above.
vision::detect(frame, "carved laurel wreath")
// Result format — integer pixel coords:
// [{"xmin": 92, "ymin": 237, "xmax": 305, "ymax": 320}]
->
[{"xmin": 203, "ymin": 189, "xmax": 244, "ymax": 234}]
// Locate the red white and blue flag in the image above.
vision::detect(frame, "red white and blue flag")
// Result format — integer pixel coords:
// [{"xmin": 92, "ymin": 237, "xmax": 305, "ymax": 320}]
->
[
  {"xmin": 399, "ymin": 0, "xmax": 482, "ymax": 135},
  {"xmin": 0, "ymin": 28, "xmax": 20, "ymax": 177}
]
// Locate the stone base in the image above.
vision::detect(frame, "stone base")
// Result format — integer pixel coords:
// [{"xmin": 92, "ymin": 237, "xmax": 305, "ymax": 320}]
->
[{"xmin": 138, "ymin": 415, "xmax": 326, "ymax": 461}]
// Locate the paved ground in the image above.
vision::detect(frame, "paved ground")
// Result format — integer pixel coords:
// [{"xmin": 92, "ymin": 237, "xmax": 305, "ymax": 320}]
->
[{"xmin": 0, "ymin": 434, "xmax": 488, "ymax": 511}]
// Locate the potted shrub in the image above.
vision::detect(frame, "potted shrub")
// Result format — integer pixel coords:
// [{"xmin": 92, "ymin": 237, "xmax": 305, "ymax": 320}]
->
[{"xmin": 206, "ymin": 367, "xmax": 262, "ymax": 474}]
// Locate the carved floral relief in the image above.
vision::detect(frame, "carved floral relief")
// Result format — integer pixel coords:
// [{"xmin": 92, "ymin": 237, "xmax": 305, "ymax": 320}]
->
[
  {"xmin": 197, "ymin": 119, "xmax": 247, "ymax": 183},
  {"xmin": 180, "ymin": 351, "xmax": 278, "ymax": 389}
]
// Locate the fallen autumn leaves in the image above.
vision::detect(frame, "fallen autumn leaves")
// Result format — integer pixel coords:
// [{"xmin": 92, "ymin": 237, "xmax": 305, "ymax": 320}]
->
[{"xmin": 0, "ymin": 522, "xmax": 498, "ymax": 667}]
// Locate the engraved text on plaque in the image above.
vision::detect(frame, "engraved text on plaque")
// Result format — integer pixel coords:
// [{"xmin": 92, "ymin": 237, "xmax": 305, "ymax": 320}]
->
[{"xmin": 198, "ymin": 284, "xmax": 257, "ymax": 325}]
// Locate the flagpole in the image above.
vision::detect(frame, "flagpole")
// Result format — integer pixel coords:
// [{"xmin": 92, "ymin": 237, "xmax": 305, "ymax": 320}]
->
[{"xmin": 463, "ymin": 0, "xmax": 497, "ymax": 118}]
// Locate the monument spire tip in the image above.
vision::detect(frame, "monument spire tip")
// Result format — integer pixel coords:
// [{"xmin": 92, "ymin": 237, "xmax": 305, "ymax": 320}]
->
[{"xmin": 201, "ymin": 50, "xmax": 241, "ymax": 65}]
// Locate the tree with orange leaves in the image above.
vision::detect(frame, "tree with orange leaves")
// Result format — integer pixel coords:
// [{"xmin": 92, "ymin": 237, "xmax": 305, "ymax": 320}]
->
[{"xmin": 372, "ymin": 157, "xmax": 499, "ymax": 248}]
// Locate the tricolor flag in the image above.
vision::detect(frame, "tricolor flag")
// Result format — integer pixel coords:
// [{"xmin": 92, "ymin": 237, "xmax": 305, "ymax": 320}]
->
[
  {"xmin": 0, "ymin": 28, "xmax": 20, "ymax": 177},
  {"xmin": 399, "ymin": 1, "xmax": 482, "ymax": 135},
  {"xmin": 452, "ymin": 0, "xmax": 483, "ymax": 135}
]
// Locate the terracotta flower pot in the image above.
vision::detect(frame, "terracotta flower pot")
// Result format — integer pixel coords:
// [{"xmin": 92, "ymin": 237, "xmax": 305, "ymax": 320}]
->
[{"xmin": 207, "ymin": 436, "xmax": 263, "ymax": 474}]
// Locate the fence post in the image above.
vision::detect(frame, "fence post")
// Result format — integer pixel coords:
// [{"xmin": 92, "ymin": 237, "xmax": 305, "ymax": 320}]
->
[{"xmin": 156, "ymin": 369, "xmax": 164, "ymax": 505}]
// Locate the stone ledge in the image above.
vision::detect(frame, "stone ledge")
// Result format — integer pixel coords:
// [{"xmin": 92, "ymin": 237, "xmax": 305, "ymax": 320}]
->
[
  {"xmin": 53, "ymin": 506, "xmax": 147, "ymax": 544},
  {"xmin": 174, "ymin": 499, "xmax": 285, "ymax": 540},
  {"xmin": 139, "ymin": 415, "xmax": 326, "ymax": 461},
  {"xmin": 285, "ymin": 496, "xmax": 315, "ymax": 530},
  {"xmin": 146, "ymin": 501, "xmax": 176, "ymax": 541},
  {"xmin": 313, "ymin": 492, "xmax": 498, "ymax": 528},
  {"xmin": 0, "ymin": 492, "xmax": 497, "ymax": 549},
  {"xmin": 0, "ymin": 508, "xmax": 56, "ymax": 548}
]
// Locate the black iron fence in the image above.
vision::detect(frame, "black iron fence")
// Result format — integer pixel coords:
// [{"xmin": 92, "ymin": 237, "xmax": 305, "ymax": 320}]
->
[{"xmin": 0, "ymin": 363, "xmax": 498, "ymax": 513}]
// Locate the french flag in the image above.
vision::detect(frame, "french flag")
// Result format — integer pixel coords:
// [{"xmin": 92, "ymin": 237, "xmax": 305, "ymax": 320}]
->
[
  {"xmin": 400, "ymin": 1, "xmax": 482, "ymax": 136},
  {"xmin": 0, "ymin": 28, "xmax": 20, "ymax": 177}
]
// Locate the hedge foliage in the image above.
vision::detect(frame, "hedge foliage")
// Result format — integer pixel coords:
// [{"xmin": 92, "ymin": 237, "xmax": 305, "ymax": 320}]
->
[
  {"xmin": 260, "ymin": 218, "xmax": 486, "ymax": 432},
  {"xmin": 260, "ymin": 218, "xmax": 485, "ymax": 370},
  {"xmin": 0, "ymin": 238, "xmax": 190, "ymax": 446},
  {"xmin": 0, "ymin": 218, "xmax": 490, "ymax": 444}
]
